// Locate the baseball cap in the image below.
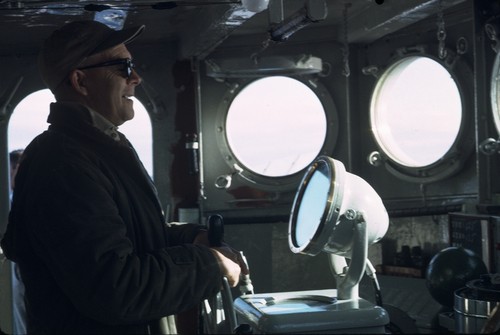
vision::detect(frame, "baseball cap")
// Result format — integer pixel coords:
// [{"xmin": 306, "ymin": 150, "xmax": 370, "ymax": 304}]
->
[{"xmin": 38, "ymin": 20, "xmax": 145, "ymax": 91}]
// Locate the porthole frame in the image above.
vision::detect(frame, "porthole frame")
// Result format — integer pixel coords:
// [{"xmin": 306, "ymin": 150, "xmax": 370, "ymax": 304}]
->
[
  {"xmin": 214, "ymin": 75, "xmax": 339, "ymax": 191},
  {"xmin": 369, "ymin": 46, "xmax": 475, "ymax": 183},
  {"xmin": 490, "ymin": 51, "xmax": 500, "ymax": 136}
]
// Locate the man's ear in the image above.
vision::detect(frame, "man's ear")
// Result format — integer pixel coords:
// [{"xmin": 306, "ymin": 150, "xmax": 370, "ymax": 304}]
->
[{"xmin": 68, "ymin": 69, "xmax": 89, "ymax": 96}]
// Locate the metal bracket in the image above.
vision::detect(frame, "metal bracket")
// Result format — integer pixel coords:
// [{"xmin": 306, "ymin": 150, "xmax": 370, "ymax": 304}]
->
[
  {"xmin": 479, "ymin": 138, "xmax": 500, "ymax": 156},
  {"xmin": 0, "ymin": 76, "xmax": 23, "ymax": 121}
]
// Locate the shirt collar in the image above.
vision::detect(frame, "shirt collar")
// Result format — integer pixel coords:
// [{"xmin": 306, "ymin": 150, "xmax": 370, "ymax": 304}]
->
[{"xmin": 87, "ymin": 108, "xmax": 120, "ymax": 142}]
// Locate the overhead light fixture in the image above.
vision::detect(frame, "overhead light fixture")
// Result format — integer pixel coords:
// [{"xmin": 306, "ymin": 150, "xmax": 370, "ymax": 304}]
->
[
  {"xmin": 241, "ymin": 0, "xmax": 269, "ymax": 13},
  {"xmin": 269, "ymin": 0, "xmax": 327, "ymax": 42},
  {"xmin": 205, "ymin": 54, "xmax": 322, "ymax": 78},
  {"xmin": 92, "ymin": 7, "xmax": 127, "ymax": 31},
  {"xmin": 234, "ymin": 156, "xmax": 390, "ymax": 333}
]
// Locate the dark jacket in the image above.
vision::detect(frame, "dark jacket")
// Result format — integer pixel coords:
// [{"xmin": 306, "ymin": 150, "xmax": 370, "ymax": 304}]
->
[{"xmin": 1, "ymin": 102, "xmax": 221, "ymax": 334}]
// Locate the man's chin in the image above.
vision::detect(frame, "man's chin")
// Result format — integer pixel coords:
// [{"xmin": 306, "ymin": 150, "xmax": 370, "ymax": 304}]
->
[{"xmin": 119, "ymin": 109, "xmax": 135, "ymax": 125}]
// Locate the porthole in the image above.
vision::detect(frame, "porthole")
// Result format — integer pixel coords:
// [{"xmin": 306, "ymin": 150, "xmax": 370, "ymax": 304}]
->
[
  {"xmin": 216, "ymin": 75, "xmax": 338, "ymax": 188},
  {"xmin": 369, "ymin": 52, "xmax": 474, "ymax": 182},
  {"xmin": 9, "ymin": 89, "xmax": 154, "ymax": 177}
]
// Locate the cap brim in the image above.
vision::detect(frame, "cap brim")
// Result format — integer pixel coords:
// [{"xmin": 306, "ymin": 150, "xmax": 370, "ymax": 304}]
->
[{"xmin": 93, "ymin": 25, "xmax": 145, "ymax": 54}]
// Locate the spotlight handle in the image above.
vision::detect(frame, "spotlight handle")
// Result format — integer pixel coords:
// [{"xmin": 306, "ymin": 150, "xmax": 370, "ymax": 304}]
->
[
  {"xmin": 207, "ymin": 214, "xmax": 237, "ymax": 333},
  {"xmin": 208, "ymin": 214, "xmax": 224, "ymax": 247}
]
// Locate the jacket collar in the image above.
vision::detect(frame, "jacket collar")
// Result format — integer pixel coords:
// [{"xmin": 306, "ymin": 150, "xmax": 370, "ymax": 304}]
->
[{"xmin": 47, "ymin": 102, "xmax": 121, "ymax": 142}]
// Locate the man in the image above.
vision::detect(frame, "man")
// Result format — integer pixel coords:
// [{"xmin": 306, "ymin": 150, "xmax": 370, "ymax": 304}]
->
[
  {"xmin": 1, "ymin": 20, "xmax": 244, "ymax": 334},
  {"xmin": 9, "ymin": 150, "xmax": 23, "ymax": 197},
  {"xmin": 8, "ymin": 149, "xmax": 27, "ymax": 335}
]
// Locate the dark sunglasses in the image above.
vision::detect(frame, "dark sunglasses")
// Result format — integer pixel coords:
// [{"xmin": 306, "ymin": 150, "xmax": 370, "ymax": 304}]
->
[{"xmin": 78, "ymin": 58, "xmax": 135, "ymax": 79}]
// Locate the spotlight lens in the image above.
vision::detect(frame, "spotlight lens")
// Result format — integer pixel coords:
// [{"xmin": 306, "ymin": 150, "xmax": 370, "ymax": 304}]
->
[{"xmin": 294, "ymin": 161, "xmax": 330, "ymax": 248}]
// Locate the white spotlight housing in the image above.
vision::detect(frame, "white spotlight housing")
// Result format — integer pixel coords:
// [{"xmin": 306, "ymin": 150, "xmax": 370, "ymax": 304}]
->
[{"xmin": 288, "ymin": 156, "xmax": 389, "ymax": 299}]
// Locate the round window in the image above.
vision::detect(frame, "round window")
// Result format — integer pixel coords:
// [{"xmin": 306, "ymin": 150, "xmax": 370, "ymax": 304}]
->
[
  {"xmin": 225, "ymin": 76, "xmax": 327, "ymax": 177},
  {"xmin": 9, "ymin": 89, "xmax": 153, "ymax": 177},
  {"xmin": 370, "ymin": 56, "xmax": 462, "ymax": 168}
]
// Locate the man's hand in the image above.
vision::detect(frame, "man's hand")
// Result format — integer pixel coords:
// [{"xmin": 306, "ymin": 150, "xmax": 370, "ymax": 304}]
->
[
  {"xmin": 194, "ymin": 230, "xmax": 249, "ymax": 286},
  {"xmin": 209, "ymin": 248, "xmax": 241, "ymax": 287}
]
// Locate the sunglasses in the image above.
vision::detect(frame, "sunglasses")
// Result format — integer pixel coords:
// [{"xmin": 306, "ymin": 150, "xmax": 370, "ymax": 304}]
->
[{"xmin": 78, "ymin": 58, "xmax": 135, "ymax": 79}]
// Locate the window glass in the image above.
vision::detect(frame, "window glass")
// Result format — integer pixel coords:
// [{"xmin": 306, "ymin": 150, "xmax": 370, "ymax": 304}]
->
[
  {"xmin": 8, "ymin": 89, "xmax": 54, "ymax": 152},
  {"xmin": 226, "ymin": 76, "xmax": 327, "ymax": 177},
  {"xmin": 119, "ymin": 99, "xmax": 153, "ymax": 177},
  {"xmin": 8, "ymin": 89, "xmax": 153, "ymax": 177},
  {"xmin": 370, "ymin": 56, "xmax": 462, "ymax": 167}
]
